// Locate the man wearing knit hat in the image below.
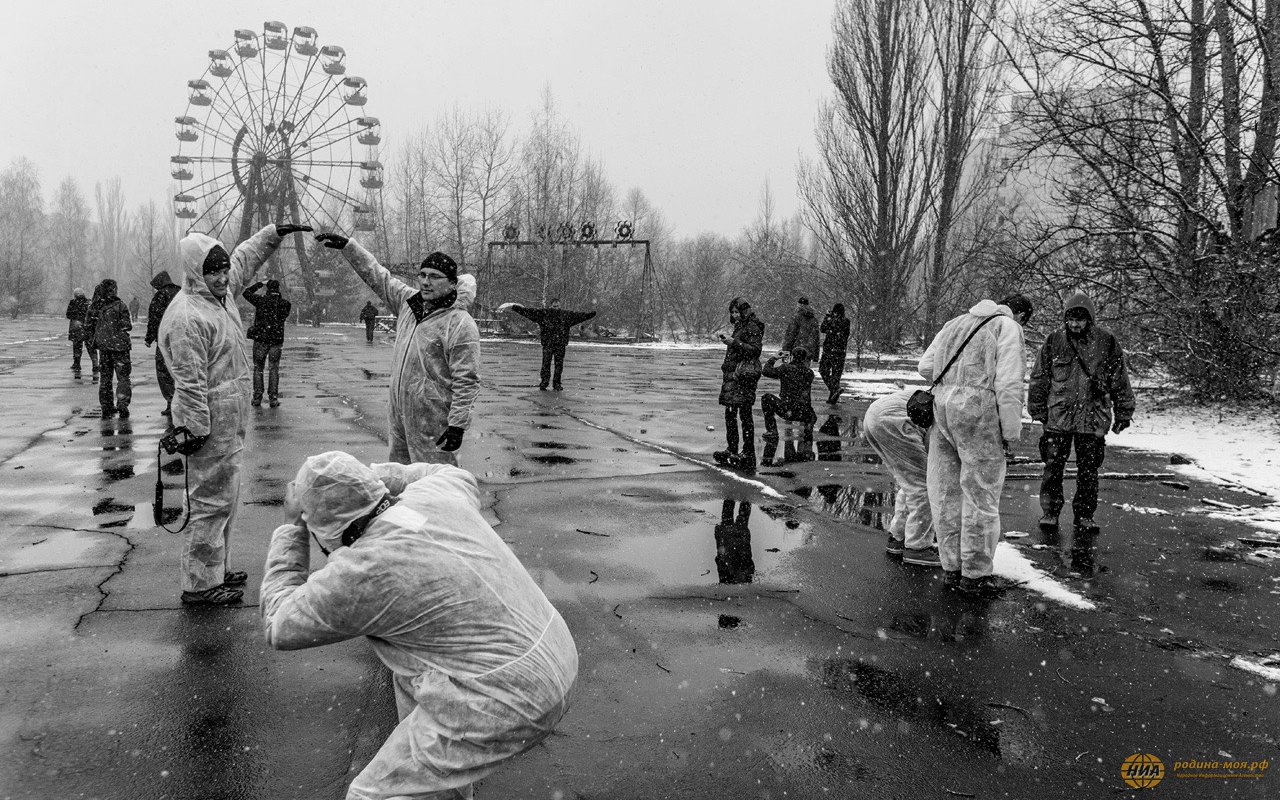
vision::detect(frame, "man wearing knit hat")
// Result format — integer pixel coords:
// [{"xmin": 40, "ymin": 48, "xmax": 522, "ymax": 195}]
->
[
  {"xmin": 316, "ymin": 231, "xmax": 480, "ymax": 465},
  {"xmin": 158, "ymin": 222, "xmax": 312, "ymax": 606}
]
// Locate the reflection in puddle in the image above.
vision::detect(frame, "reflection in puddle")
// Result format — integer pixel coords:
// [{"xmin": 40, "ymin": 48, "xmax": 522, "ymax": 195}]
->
[
  {"xmin": 103, "ymin": 465, "xmax": 134, "ymax": 482},
  {"xmin": 718, "ymin": 614, "xmax": 742, "ymax": 629},
  {"xmin": 528, "ymin": 454, "xmax": 579, "ymax": 465},
  {"xmin": 530, "ymin": 441, "xmax": 588, "ymax": 450},
  {"xmin": 716, "ymin": 499, "xmax": 755, "ymax": 584},
  {"xmin": 92, "ymin": 498, "xmax": 133, "ymax": 516},
  {"xmin": 790, "ymin": 486, "xmax": 893, "ymax": 529}
]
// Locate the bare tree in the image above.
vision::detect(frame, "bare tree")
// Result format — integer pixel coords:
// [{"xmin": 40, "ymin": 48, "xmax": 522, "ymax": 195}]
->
[
  {"xmin": 0, "ymin": 159, "xmax": 49, "ymax": 316},
  {"xmin": 50, "ymin": 176, "xmax": 91, "ymax": 297},
  {"xmin": 94, "ymin": 178, "xmax": 131, "ymax": 286},
  {"xmin": 132, "ymin": 200, "xmax": 174, "ymax": 286}
]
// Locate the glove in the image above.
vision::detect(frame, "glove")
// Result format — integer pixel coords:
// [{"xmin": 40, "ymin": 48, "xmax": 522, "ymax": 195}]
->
[
  {"xmin": 1111, "ymin": 418, "xmax": 1130, "ymax": 434},
  {"xmin": 435, "ymin": 426, "xmax": 465, "ymax": 452},
  {"xmin": 315, "ymin": 232, "xmax": 349, "ymax": 250},
  {"xmin": 276, "ymin": 223, "xmax": 314, "ymax": 236},
  {"xmin": 176, "ymin": 433, "xmax": 209, "ymax": 456}
]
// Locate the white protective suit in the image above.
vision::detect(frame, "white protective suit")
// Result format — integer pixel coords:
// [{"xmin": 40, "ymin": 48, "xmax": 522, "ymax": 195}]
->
[
  {"xmin": 158, "ymin": 226, "xmax": 283, "ymax": 591},
  {"xmin": 863, "ymin": 389, "xmax": 933, "ymax": 550},
  {"xmin": 261, "ymin": 454, "xmax": 577, "ymax": 800},
  {"xmin": 340, "ymin": 241, "xmax": 480, "ymax": 465},
  {"xmin": 918, "ymin": 299, "xmax": 1026, "ymax": 578}
]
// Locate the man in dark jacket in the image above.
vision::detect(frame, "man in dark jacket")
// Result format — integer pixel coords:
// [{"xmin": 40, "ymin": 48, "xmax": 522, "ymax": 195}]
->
[
  {"xmin": 509, "ymin": 299, "xmax": 597, "ymax": 390},
  {"xmin": 65, "ymin": 288, "xmax": 91, "ymax": 378},
  {"xmin": 782, "ymin": 296, "xmax": 820, "ymax": 360},
  {"xmin": 1028, "ymin": 291, "xmax": 1135, "ymax": 533},
  {"xmin": 243, "ymin": 279, "xmax": 293, "ymax": 407},
  {"xmin": 760, "ymin": 347, "xmax": 818, "ymax": 441},
  {"xmin": 93, "ymin": 279, "xmax": 133, "ymax": 418},
  {"xmin": 359, "ymin": 300, "xmax": 380, "ymax": 343},
  {"xmin": 715, "ymin": 297, "xmax": 764, "ymax": 471},
  {"xmin": 819, "ymin": 303, "xmax": 850, "ymax": 404},
  {"xmin": 145, "ymin": 271, "xmax": 181, "ymax": 415}
]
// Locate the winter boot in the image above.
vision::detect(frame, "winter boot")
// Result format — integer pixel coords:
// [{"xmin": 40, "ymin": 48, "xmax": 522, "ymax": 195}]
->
[
  {"xmin": 885, "ymin": 534, "xmax": 905, "ymax": 556},
  {"xmin": 728, "ymin": 452, "xmax": 756, "ymax": 472},
  {"xmin": 713, "ymin": 449, "xmax": 737, "ymax": 466}
]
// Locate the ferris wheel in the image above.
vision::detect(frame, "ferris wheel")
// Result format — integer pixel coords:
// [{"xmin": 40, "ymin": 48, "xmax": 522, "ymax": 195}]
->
[{"xmin": 170, "ymin": 22, "xmax": 383, "ymax": 294}]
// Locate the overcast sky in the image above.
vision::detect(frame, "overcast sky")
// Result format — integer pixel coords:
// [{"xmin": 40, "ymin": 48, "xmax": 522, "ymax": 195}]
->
[{"xmin": 4, "ymin": 1, "xmax": 835, "ymax": 239}]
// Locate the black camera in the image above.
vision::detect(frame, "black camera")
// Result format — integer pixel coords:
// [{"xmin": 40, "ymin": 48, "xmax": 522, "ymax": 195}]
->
[{"xmin": 160, "ymin": 426, "xmax": 190, "ymax": 455}]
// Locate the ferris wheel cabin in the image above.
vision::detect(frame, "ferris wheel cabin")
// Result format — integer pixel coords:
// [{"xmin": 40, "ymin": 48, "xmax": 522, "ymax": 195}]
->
[
  {"xmin": 360, "ymin": 161, "xmax": 384, "ymax": 189},
  {"xmin": 174, "ymin": 117, "xmax": 198, "ymax": 142},
  {"xmin": 357, "ymin": 117, "xmax": 381, "ymax": 146},
  {"xmin": 264, "ymin": 21, "xmax": 289, "ymax": 51},
  {"xmin": 170, "ymin": 156, "xmax": 193, "ymax": 182},
  {"xmin": 293, "ymin": 26, "xmax": 319, "ymax": 56},
  {"xmin": 187, "ymin": 79, "xmax": 213, "ymax": 107},
  {"xmin": 174, "ymin": 194, "xmax": 197, "ymax": 219},
  {"xmin": 208, "ymin": 50, "xmax": 234, "ymax": 78},
  {"xmin": 353, "ymin": 204, "xmax": 376, "ymax": 231},
  {"xmin": 234, "ymin": 29, "xmax": 259, "ymax": 59},
  {"xmin": 320, "ymin": 45, "xmax": 346, "ymax": 75},
  {"xmin": 343, "ymin": 77, "xmax": 368, "ymax": 106}
]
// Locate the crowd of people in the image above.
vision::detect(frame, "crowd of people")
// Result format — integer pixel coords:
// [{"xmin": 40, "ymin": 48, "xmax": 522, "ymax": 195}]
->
[{"xmin": 56, "ymin": 222, "xmax": 1136, "ymax": 794}]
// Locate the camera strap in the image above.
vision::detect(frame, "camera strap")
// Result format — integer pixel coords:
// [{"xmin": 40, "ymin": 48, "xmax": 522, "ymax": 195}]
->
[{"xmin": 153, "ymin": 442, "xmax": 192, "ymax": 534}]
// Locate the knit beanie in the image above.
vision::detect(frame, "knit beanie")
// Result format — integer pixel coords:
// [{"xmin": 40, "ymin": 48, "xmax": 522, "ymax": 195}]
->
[{"xmin": 420, "ymin": 252, "xmax": 458, "ymax": 283}]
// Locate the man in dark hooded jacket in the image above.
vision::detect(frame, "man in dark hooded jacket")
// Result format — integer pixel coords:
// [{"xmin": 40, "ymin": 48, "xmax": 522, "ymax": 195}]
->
[
  {"xmin": 243, "ymin": 279, "xmax": 293, "ymax": 407},
  {"xmin": 509, "ymin": 299, "xmax": 597, "ymax": 390},
  {"xmin": 93, "ymin": 279, "xmax": 133, "ymax": 418},
  {"xmin": 359, "ymin": 300, "xmax": 380, "ymax": 343},
  {"xmin": 782, "ymin": 296, "xmax": 820, "ymax": 359},
  {"xmin": 145, "ymin": 271, "xmax": 181, "ymax": 415},
  {"xmin": 1028, "ymin": 291, "xmax": 1135, "ymax": 532},
  {"xmin": 65, "ymin": 288, "xmax": 91, "ymax": 378}
]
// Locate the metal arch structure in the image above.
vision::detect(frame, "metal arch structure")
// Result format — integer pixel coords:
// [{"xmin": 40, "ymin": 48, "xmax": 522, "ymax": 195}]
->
[
  {"xmin": 483, "ymin": 228, "xmax": 659, "ymax": 341},
  {"xmin": 171, "ymin": 22, "xmax": 384, "ymax": 313}
]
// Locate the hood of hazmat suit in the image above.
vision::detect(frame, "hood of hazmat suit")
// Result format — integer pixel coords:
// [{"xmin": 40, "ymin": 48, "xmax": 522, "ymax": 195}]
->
[
  {"xmin": 158, "ymin": 226, "xmax": 283, "ymax": 592},
  {"xmin": 261, "ymin": 457, "xmax": 578, "ymax": 797},
  {"xmin": 918, "ymin": 300, "xmax": 1027, "ymax": 579},
  {"xmin": 289, "ymin": 452, "xmax": 387, "ymax": 553},
  {"xmin": 339, "ymin": 240, "xmax": 482, "ymax": 464}
]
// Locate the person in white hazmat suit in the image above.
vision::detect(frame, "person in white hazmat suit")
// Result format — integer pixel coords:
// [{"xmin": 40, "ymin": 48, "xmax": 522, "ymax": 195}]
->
[
  {"xmin": 918, "ymin": 295, "xmax": 1032, "ymax": 596},
  {"xmin": 260, "ymin": 452, "xmax": 578, "ymax": 800},
  {"xmin": 315, "ymin": 232, "xmax": 480, "ymax": 466},
  {"xmin": 863, "ymin": 388, "xmax": 937, "ymax": 566},
  {"xmin": 158, "ymin": 223, "xmax": 313, "ymax": 606}
]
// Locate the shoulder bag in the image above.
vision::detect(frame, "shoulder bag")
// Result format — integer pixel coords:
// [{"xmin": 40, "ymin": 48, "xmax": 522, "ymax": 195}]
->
[{"xmin": 907, "ymin": 314, "xmax": 1001, "ymax": 428}]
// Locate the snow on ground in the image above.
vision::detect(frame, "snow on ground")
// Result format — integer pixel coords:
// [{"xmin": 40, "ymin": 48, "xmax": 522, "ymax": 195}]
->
[{"xmin": 993, "ymin": 542, "xmax": 1097, "ymax": 611}]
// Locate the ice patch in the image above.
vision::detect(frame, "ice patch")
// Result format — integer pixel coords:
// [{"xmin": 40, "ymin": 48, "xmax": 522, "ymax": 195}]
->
[
  {"xmin": 994, "ymin": 542, "xmax": 1097, "ymax": 610},
  {"xmin": 2, "ymin": 335, "xmax": 60, "ymax": 346},
  {"xmin": 1229, "ymin": 656, "xmax": 1280, "ymax": 682},
  {"xmin": 1112, "ymin": 503, "xmax": 1172, "ymax": 516}
]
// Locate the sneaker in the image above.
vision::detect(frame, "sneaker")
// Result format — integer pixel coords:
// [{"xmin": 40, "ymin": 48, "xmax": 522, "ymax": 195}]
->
[
  {"xmin": 223, "ymin": 570, "xmax": 248, "ymax": 587},
  {"xmin": 180, "ymin": 585, "xmax": 243, "ymax": 606},
  {"xmin": 956, "ymin": 575, "xmax": 1002, "ymax": 598},
  {"xmin": 1038, "ymin": 514, "xmax": 1059, "ymax": 530},
  {"xmin": 713, "ymin": 449, "xmax": 737, "ymax": 465},
  {"xmin": 251, "ymin": 395, "xmax": 262, "ymax": 407},
  {"xmin": 885, "ymin": 535, "xmax": 905, "ymax": 556},
  {"xmin": 269, "ymin": 396, "xmax": 280, "ymax": 408},
  {"xmin": 902, "ymin": 546, "xmax": 942, "ymax": 567}
]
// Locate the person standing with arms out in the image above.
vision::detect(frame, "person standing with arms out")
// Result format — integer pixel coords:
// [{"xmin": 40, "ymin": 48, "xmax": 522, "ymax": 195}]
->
[
  {"xmin": 506, "ymin": 299, "xmax": 597, "ymax": 390},
  {"xmin": 93, "ymin": 279, "xmax": 133, "ymax": 419},
  {"xmin": 819, "ymin": 303, "xmax": 850, "ymax": 404},
  {"xmin": 864, "ymin": 387, "xmax": 937, "ymax": 566},
  {"xmin": 243, "ymin": 279, "xmax": 293, "ymax": 408},
  {"xmin": 1028, "ymin": 291, "xmax": 1135, "ymax": 534},
  {"xmin": 65, "ymin": 288, "xmax": 91, "ymax": 379},
  {"xmin": 359, "ymin": 299, "xmax": 380, "ymax": 343},
  {"xmin": 919, "ymin": 294, "xmax": 1032, "ymax": 597},
  {"xmin": 159, "ymin": 222, "xmax": 312, "ymax": 606},
  {"xmin": 145, "ymin": 271, "xmax": 181, "ymax": 416},
  {"xmin": 714, "ymin": 297, "xmax": 764, "ymax": 472},
  {"xmin": 315, "ymin": 232, "xmax": 480, "ymax": 466},
  {"xmin": 782, "ymin": 296, "xmax": 820, "ymax": 361},
  {"xmin": 760, "ymin": 347, "xmax": 818, "ymax": 442}
]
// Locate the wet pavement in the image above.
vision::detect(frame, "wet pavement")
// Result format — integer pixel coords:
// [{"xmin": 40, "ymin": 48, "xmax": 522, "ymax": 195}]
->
[{"xmin": 2, "ymin": 316, "xmax": 1278, "ymax": 799}]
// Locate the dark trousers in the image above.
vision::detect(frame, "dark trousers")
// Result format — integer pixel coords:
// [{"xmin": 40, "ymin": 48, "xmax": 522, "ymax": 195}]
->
[
  {"xmin": 540, "ymin": 344, "xmax": 567, "ymax": 388},
  {"xmin": 819, "ymin": 351, "xmax": 846, "ymax": 399},
  {"xmin": 98, "ymin": 349, "xmax": 132, "ymax": 412},
  {"xmin": 73, "ymin": 341, "xmax": 98, "ymax": 374},
  {"xmin": 155, "ymin": 348, "xmax": 175, "ymax": 404},
  {"xmin": 723, "ymin": 404, "xmax": 755, "ymax": 458},
  {"xmin": 364, "ymin": 318, "xmax": 375, "ymax": 342},
  {"xmin": 761, "ymin": 393, "xmax": 817, "ymax": 432},
  {"xmin": 252, "ymin": 341, "xmax": 283, "ymax": 399},
  {"xmin": 1039, "ymin": 430, "xmax": 1107, "ymax": 522}
]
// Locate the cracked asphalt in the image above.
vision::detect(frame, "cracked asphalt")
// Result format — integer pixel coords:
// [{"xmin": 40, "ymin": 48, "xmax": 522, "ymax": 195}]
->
[{"xmin": 1, "ymin": 316, "xmax": 1278, "ymax": 799}]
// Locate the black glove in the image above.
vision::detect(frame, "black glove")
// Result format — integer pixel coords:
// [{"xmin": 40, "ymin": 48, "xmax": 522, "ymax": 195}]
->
[
  {"xmin": 435, "ymin": 426, "xmax": 465, "ymax": 452},
  {"xmin": 1111, "ymin": 418, "xmax": 1130, "ymax": 434},
  {"xmin": 276, "ymin": 223, "xmax": 314, "ymax": 237},
  {"xmin": 315, "ymin": 232, "xmax": 349, "ymax": 250}
]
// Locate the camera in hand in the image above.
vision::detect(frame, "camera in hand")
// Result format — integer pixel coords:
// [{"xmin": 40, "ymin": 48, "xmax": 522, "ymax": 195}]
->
[{"xmin": 160, "ymin": 427, "xmax": 190, "ymax": 455}]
